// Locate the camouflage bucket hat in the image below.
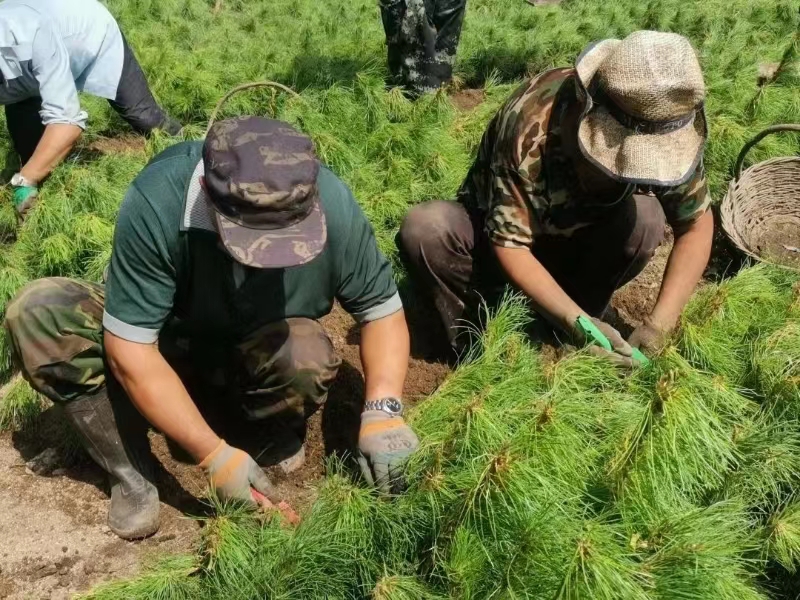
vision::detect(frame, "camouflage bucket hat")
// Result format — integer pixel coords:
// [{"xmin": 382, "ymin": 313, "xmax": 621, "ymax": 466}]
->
[
  {"xmin": 203, "ymin": 116, "xmax": 327, "ymax": 269},
  {"xmin": 574, "ymin": 31, "xmax": 707, "ymax": 187}
]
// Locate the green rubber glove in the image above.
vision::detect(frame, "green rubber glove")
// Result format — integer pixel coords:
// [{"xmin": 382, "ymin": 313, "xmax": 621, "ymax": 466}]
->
[
  {"xmin": 574, "ymin": 315, "xmax": 648, "ymax": 368},
  {"xmin": 12, "ymin": 185, "xmax": 39, "ymax": 220}
]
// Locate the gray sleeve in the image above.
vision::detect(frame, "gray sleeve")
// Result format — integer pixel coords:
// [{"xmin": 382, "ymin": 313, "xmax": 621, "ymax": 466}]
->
[
  {"xmin": 349, "ymin": 291, "xmax": 403, "ymax": 323},
  {"xmin": 31, "ymin": 21, "xmax": 87, "ymax": 128}
]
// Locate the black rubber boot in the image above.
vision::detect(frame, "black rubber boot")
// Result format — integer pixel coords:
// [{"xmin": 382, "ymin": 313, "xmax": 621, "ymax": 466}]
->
[{"xmin": 63, "ymin": 389, "xmax": 160, "ymax": 539}]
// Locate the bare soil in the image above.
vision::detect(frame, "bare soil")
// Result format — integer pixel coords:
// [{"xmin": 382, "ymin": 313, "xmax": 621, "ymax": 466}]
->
[
  {"xmin": 86, "ymin": 135, "xmax": 146, "ymax": 156},
  {"xmin": 609, "ymin": 229, "xmax": 674, "ymax": 336},
  {"xmin": 450, "ymin": 89, "xmax": 486, "ymax": 112},
  {"xmin": 0, "ymin": 305, "xmax": 450, "ymax": 599},
  {"xmin": 754, "ymin": 221, "xmax": 800, "ymax": 269}
]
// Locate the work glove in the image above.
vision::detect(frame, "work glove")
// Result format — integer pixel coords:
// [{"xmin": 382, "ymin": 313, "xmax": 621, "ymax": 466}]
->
[
  {"xmin": 628, "ymin": 317, "xmax": 670, "ymax": 355},
  {"xmin": 573, "ymin": 317, "xmax": 637, "ymax": 369},
  {"xmin": 12, "ymin": 184, "xmax": 38, "ymax": 221},
  {"xmin": 200, "ymin": 439, "xmax": 279, "ymax": 507},
  {"xmin": 357, "ymin": 411, "xmax": 419, "ymax": 495}
]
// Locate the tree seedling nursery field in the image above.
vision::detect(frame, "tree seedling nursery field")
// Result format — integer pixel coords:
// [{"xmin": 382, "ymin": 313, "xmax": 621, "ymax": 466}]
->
[{"xmin": 0, "ymin": 0, "xmax": 798, "ymax": 598}]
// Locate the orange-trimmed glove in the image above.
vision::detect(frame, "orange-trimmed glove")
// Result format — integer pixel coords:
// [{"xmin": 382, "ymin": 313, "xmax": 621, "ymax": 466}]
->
[
  {"xmin": 357, "ymin": 410, "xmax": 419, "ymax": 495},
  {"xmin": 200, "ymin": 439, "xmax": 278, "ymax": 507}
]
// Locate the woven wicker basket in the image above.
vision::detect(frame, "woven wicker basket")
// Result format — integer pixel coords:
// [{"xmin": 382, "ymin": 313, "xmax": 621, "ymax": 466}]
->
[{"xmin": 720, "ymin": 124, "xmax": 800, "ymax": 270}]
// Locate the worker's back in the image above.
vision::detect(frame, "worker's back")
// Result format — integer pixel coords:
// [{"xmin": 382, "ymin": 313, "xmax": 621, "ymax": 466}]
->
[{"xmin": 0, "ymin": 0, "xmax": 123, "ymax": 99}]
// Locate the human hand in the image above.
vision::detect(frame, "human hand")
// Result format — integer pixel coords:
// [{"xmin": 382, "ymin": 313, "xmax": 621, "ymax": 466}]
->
[
  {"xmin": 200, "ymin": 439, "xmax": 279, "ymax": 507},
  {"xmin": 573, "ymin": 316, "xmax": 637, "ymax": 369},
  {"xmin": 628, "ymin": 317, "xmax": 670, "ymax": 355},
  {"xmin": 357, "ymin": 410, "xmax": 419, "ymax": 494},
  {"xmin": 12, "ymin": 185, "xmax": 38, "ymax": 220}
]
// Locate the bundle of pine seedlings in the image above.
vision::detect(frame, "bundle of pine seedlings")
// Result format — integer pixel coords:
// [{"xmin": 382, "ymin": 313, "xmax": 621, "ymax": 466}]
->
[
  {"xmin": 678, "ymin": 265, "xmax": 797, "ymax": 383},
  {"xmin": 83, "ymin": 265, "xmax": 800, "ymax": 600}
]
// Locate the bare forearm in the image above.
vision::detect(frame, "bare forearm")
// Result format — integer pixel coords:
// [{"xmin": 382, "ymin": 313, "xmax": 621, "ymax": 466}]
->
[
  {"xmin": 651, "ymin": 210, "xmax": 714, "ymax": 329},
  {"xmin": 20, "ymin": 123, "xmax": 82, "ymax": 183},
  {"xmin": 494, "ymin": 245, "xmax": 585, "ymax": 331},
  {"xmin": 104, "ymin": 333, "xmax": 220, "ymax": 462},
  {"xmin": 359, "ymin": 309, "xmax": 409, "ymax": 401}
]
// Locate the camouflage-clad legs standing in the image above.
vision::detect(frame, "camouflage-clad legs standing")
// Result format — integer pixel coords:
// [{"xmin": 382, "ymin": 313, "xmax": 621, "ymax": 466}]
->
[
  {"xmin": 380, "ymin": 0, "xmax": 467, "ymax": 94},
  {"xmin": 5, "ymin": 277, "xmax": 341, "ymax": 420}
]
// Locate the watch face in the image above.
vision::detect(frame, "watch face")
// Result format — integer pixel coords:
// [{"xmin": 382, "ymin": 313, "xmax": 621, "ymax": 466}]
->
[{"xmin": 385, "ymin": 398, "xmax": 402, "ymax": 414}]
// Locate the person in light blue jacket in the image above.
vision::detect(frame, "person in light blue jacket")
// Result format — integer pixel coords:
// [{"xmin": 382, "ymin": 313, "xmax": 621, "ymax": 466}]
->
[{"xmin": 0, "ymin": 0, "xmax": 181, "ymax": 218}]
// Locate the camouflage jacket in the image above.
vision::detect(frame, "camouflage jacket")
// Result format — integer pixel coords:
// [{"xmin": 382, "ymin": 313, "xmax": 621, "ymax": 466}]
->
[{"xmin": 458, "ymin": 68, "xmax": 711, "ymax": 248}]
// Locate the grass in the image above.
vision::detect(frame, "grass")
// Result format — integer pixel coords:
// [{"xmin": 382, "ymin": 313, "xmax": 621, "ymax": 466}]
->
[{"xmin": 0, "ymin": 0, "xmax": 793, "ymax": 596}]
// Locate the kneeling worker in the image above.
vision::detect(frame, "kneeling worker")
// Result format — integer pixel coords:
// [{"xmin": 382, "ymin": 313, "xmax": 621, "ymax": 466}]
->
[
  {"xmin": 5, "ymin": 117, "xmax": 417, "ymax": 539},
  {"xmin": 399, "ymin": 31, "xmax": 714, "ymax": 365},
  {"xmin": 0, "ymin": 0, "xmax": 182, "ymax": 218}
]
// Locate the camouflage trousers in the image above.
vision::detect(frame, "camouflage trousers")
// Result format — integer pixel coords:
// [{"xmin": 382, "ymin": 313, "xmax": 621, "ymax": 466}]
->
[
  {"xmin": 398, "ymin": 195, "xmax": 666, "ymax": 349},
  {"xmin": 380, "ymin": 0, "xmax": 467, "ymax": 94},
  {"xmin": 4, "ymin": 278, "xmax": 341, "ymax": 423}
]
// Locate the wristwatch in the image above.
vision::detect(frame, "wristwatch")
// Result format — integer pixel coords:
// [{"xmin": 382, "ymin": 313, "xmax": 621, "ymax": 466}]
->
[
  {"xmin": 10, "ymin": 173, "xmax": 35, "ymax": 188},
  {"xmin": 363, "ymin": 397, "xmax": 403, "ymax": 416}
]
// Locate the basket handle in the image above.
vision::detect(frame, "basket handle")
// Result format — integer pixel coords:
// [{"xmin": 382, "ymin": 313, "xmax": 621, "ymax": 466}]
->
[
  {"xmin": 734, "ymin": 124, "xmax": 800, "ymax": 180},
  {"xmin": 206, "ymin": 81, "xmax": 302, "ymax": 135}
]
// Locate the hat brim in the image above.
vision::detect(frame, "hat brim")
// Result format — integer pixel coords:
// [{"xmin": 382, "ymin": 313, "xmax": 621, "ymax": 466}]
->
[
  {"xmin": 577, "ymin": 106, "xmax": 707, "ymax": 187},
  {"xmin": 575, "ymin": 39, "xmax": 620, "ymax": 88},
  {"xmin": 215, "ymin": 196, "xmax": 327, "ymax": 269}
]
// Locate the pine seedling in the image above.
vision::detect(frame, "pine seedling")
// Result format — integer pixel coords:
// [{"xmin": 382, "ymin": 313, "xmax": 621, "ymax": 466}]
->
[
  {"xmin": 439, "ymin": 525, "xmax": 491, "ymax": 599},
  {"xmin": 715, "ymin": 415, "xmax": 800, "ymax": 512},
  {"xmin": 614, "ymin": 349, "xmax": 756, "ymax": 520},
  {"xmin": 752, "ymin": 320, "xmax": 800, "ymax": 419},
  {"xmin": 554, "ymin": 520, "xmax": 649, "ymax": 600},
  {"xmin": 79, "ymin": 555, "xmax": 201, "ymax": 600},
  {"xmin": 0, "ymin": 374, "xmax": 45, "ymax": 431},
  {"xmin": 198, "ymin": 502, "xmax": 276, "ymax": 599},
  {"xmin": 679, "ymin": 266, "xmax": 793, "ymax": 383},
  {"xmin": 766, "ymin": 500, "xmax": 800, "ymax": 573},
  {"xmin": 637, "ymin": 502, "xmax": 766, "ymax": 600},
  {"xmin": 371, "ymin": 574, "xmax": 445, "ymax": 600},
  {"xmin": 0, "ymin": 253, "xmax": 30, "ymax": 315},
  {"xmin": 259, "ymin": 474, "xmax": 402, "ymax": 599},
  {"xmin": 408, "ymin": 295, "xmax": 543, "ymax": 465}
]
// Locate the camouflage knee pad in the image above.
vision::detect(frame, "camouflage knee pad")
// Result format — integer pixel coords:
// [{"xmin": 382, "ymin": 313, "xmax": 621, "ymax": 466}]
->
[{"xmin": 5, "ymin": 277, "xmax": 106, "ymax": 403}]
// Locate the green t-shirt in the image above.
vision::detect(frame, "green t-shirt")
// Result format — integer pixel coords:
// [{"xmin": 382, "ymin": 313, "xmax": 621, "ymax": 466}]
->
[{"xmin": 103, "ymin": 141, "xmax": 400, "ymax": 345}]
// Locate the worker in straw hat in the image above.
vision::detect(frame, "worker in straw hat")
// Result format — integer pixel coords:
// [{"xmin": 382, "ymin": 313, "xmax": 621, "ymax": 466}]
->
[
  {"xmin": 399, "ymin": 30, "xmax": 714, "ymax": 365},
  {"xmin": 4, "ymin": 116, "xmax": 417, "ymax": 539}
]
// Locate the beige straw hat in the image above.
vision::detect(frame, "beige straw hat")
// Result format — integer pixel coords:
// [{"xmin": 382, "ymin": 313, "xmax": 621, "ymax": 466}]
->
[{"xmin": 575, "ymin": 30, "xmax": 707, "ymax": 186}]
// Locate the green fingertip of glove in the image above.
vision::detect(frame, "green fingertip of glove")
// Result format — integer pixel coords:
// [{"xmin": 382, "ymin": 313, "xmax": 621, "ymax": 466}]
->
[{"xmin": 12, "ymin": 185, "xmax": 38, "ymax": 208}]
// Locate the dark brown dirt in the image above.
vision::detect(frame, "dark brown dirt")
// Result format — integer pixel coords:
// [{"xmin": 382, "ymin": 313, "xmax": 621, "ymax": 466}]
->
[
  {"xmin": 608, "ymin": 228, "xmax": 674, "ymax": 335},
  {"xmin": 450, "ymin": 89, "xmax": 486, "ymax": 112},
  {"xmin": 753, "ymin": 220, "xmax": 800, "ymax": 269},
  {"xmin": 0, "ymin": 304, "xmax": 450, "ymax": 598}
]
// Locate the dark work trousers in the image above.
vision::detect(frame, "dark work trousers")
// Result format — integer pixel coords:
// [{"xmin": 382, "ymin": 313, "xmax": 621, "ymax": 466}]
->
[
  {"xmin": 380, "ymin": 0, "xmax": 467, "ymax": 94},
  {"xmin": 4, "ymin": 36, "xmax": 180, "ymax": 164},
  {"xmin": 397, "ymin": 195, "xmax": 666, "ymax": 348}
]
